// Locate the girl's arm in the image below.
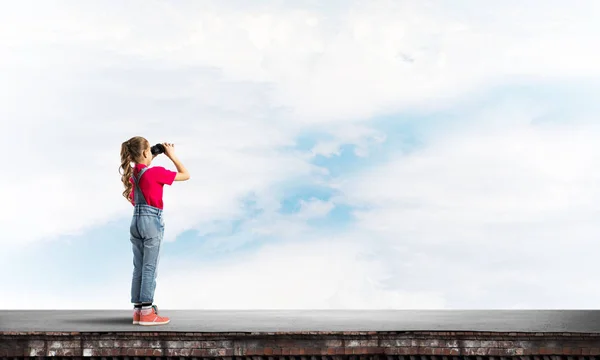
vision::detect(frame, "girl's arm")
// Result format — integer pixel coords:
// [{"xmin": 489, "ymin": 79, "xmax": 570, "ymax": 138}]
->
[{"xmin": 163, "ymin": 143, "xmax": 190, "ymax": 181}]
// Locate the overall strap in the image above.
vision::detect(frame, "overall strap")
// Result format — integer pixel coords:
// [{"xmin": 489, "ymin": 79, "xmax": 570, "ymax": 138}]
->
[{"xmin": 132, "ymin": 166, "xmax": 150, "ymax": 205}]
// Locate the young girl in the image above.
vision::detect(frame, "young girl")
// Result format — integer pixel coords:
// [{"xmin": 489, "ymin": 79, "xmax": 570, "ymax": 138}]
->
[{"xmin": 119, "ymin": 136, "xmax": 190, "ymax": 326}]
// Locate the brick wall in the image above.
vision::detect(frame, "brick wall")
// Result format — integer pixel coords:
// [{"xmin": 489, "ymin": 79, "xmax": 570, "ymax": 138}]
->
[{"xmin": 2, "ymin": 331, "xmax": 600, "ymax": 358}]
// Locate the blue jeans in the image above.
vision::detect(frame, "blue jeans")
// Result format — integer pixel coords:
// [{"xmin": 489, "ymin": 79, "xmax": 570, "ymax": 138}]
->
[{"xmin": 130, "ymin": 204, "xmax": 164, "ymax": 304}]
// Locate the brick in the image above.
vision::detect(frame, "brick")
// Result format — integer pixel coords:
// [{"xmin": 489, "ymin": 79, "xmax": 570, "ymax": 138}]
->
[
  {"xmin": 28, "ymin": 340, "xmax": 45, "ymax": 348},
  {"xmin": 243, "ymin": 340, "xmax": 262, "ymax": 348},
  {"xmin": 183, "ymin": 340, "xmax": 202, "ymax": 348},
  {"xmin": 444, "ymin": 340, "xmax": 459, "ymax": 347},
  {"xmin": 463, "ymin": 348, "xmax": 482, "ymax": 356},
  {"xmin": 62, "ymin": 348, "xmax": 82, "ymax": 356},
  {"xmin": 325, "ymin": 340, "xmax": 343, "ymax": 347},
  {"xmin": 147, "ymin": 340, "xmax": 161, "ymax": 348},
  {"xmin": 356, "ymin": 346, "xmax": 369, "ymax": 354},
  {"xmin": 29, "ymin": 348, "xmax": 45, "ymax": 357},
  {"xmin": 84, "ymin": 348, "xmax": 101, "ymax": 356},
  {"xmin": 81, "ymin": 340, "xmax": 96, "ymax": 348},
  {"xmin": 48, "ymin": 340, "xmax": 79, "ymax": 349},
  {"xmin": 216, "ymin": 340, "xmax": 234, "ymax": 347},
  {"xmin": 346, "ymin": 340, "xmax": 378, "ymax": 347},
  {"xmin": 116, "ymin": 339, "xmax": 147, "ymax": 347},
  {"xmin": 463, "ymin": 340, "xmax": 481, "ymax": 348},
  {"xmin": 165, "ymin": 340, "xmax": 184, "ymax": 348},
  {"xmin": 131, "ymin": 349, "xmax": 143, "ymax": 356},
  {"xmin": 480, "ymin": 341, "xmax": 498, "ymax": 348},
  {"xmin": 421, "ymin": 347, "xmax": 434, "ymax": 355},
  {"xmin": 192, "ymin": 349, "xmax": 209, "ymax": 356},
  {"xmin": 97, "ymin": 340, "xmax": 115, "ymax": 347},
  {"xmin": 401, "ymin": 347, "xmax": 413, "ymax": 355},
  {"xmin": 422, "ymin": 339, "xmax": 441, "ymax": 347},
  {"xmin": 381, "ymin": 339, "xmax": 411, "ymax": 347},
  {"xmin": 166, "ymin": 348, "xmax": 191, "ymax": 356},
  {"xmin": 209, "ymin": 347, "xmax": 232, "ymax": 356},
  {"xmin": 496, "ymin": 348, "xmax": 511, "ymax": 356}
]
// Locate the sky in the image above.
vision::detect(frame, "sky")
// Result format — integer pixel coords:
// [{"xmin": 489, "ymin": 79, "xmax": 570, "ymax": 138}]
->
[{"xmin": 1, "ymin": 0, "xmax": 600, "ymax": 310}]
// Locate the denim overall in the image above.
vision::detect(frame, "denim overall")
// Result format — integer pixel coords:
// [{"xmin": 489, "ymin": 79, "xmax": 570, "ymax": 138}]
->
[{"xmin": 129, "ymin": 166, "xmax": 165, "ymax": 304}]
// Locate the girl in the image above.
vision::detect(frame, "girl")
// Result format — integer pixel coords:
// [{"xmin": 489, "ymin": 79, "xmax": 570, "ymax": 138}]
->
[{"xmin": 119, "ymin": 136, "xmax": 190, "ymax": 326}]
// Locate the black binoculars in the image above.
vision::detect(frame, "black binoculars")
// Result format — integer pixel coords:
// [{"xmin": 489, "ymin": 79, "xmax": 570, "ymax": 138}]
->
[{"xmin": 150, "ymin": 143, "xmax": 166, "ymax": 156}]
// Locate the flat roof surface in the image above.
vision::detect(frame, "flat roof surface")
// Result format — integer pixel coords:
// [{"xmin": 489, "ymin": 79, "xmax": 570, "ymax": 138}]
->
[{"xmin": 1, "ymin": 310, "xmax": 600, "ymax": 333}]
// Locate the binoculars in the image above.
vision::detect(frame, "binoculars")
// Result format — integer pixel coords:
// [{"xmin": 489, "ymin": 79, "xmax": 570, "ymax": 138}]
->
[{"xmin": 150, "ymin": 143, "xmax": 166, "ymax": 156}]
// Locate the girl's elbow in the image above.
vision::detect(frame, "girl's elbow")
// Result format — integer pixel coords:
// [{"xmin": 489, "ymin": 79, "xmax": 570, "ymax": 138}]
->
[{"xmin": 175, "ymin": 172, "xmax": 191, "ymax": 181}]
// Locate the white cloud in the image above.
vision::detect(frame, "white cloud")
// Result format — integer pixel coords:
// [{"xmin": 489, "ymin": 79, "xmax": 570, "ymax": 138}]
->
[
  {"xmin": 2, "ymin": 0, "xmax": 599, "ymax": 245},
  {"xmin": 0, "ymin": 232, "xmax": 446, "ymax": 310},
  {"xmin": 337, "ymin": 113, "xmax": 600, "ymax": 308},
  {"xmin": 310, "ymin": 124, "xmax": 386, "ymax": 158}
]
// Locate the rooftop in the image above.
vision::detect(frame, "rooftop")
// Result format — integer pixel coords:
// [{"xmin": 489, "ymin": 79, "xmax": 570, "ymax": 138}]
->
[{"xmin": 1, "ymin": 310, "xmax": 599, "ymax": 333}]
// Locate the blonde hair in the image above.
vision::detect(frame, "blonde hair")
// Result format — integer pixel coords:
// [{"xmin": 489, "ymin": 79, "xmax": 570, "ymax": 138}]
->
[{"xmin": 119, "ymin": 136, "xmax": 149, "ymax": 203}]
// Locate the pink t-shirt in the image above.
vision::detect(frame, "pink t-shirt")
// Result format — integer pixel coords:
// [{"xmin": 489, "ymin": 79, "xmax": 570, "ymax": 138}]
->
[{"xmin": 129, "ymin": 163, "xmax": 177, "ymax": 209}]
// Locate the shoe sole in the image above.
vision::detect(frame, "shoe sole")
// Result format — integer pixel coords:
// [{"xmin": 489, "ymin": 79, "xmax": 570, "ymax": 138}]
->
[
  {"xmin": 139, "ymin": 320, "xmax": 170, "ymax": 326},
  {"xmin": 133, "ymin": 320, "xmax": 139, "ymax": 325}
]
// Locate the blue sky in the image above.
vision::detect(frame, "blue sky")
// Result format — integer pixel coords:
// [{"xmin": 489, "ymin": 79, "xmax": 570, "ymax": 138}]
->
[{"xmin": 2, "ymin": 1, "xmax": 600, "ymax": 310}]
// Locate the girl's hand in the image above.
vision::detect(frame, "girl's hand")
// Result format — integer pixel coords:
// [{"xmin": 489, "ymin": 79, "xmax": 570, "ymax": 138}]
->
[{"xmin": 163, "ymin": 143, "xmax": 176, "ymax": 158}]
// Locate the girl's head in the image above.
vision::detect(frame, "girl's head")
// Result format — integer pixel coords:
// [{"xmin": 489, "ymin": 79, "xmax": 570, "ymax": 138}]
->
[{"xmin": 119, "ymin": 136, "xmax": 151, "ymax": 202}]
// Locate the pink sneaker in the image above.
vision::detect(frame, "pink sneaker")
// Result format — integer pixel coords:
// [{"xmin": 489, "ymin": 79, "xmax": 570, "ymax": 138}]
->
[
  {"xmin": 132, "ymin": 308, "xmax": 141, "ymax": 324},
  {"xmin": 139, "ymin": 305, "xmax": 170, "ymax": 326}
]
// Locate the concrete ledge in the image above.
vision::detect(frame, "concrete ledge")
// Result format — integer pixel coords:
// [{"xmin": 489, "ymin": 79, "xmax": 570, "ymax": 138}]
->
[
  {"xmin": 3, "ymin": 331, "xmax": 600, "ymax": 358},
  {"xmin": 3, "ymin": 310, "xmax": 600, "ymax": 333}
]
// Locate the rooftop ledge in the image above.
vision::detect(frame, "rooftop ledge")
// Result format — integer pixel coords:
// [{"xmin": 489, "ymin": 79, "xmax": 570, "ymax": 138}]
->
[{"xmin": 2, "ymin": 310, "xmax": 600, "ymax": 358}]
